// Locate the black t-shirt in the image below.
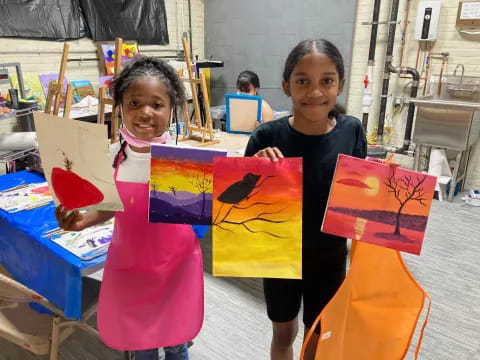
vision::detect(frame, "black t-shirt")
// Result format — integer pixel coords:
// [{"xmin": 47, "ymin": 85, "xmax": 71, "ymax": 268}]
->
[{"xmin": 244, "ymin": 115, "xmax": 367, "ymax": 250}]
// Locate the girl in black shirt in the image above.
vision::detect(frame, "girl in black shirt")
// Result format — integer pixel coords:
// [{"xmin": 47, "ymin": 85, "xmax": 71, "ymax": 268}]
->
[{"xmin": 244, "ymin": 39, "xmax": 366, "ymax": 360}]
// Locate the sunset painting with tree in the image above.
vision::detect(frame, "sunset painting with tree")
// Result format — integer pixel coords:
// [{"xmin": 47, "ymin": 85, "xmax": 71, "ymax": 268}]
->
[
  {"xmin": 149, "ymin": 144, "xmax": 227, "ymax": 224},
  {"xmin": 322, "ymin": 155, "xmax": 436, "ymax": 255}
]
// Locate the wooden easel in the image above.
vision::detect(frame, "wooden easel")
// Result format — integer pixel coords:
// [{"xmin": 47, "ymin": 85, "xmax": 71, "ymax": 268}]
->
[
  {"xmin": 181, "ymin": 37, "xmax": 219, "ymax": 146},
  {"xmin": 44, "ymin": 43, "xmax": 74, "ymax": 119},
  {"xmin": 98, "ymin": 37, "xmax": 123, "ymax": 143}
]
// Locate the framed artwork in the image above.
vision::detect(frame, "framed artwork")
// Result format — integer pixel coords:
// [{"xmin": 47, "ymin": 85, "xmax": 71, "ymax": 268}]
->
[
  {"xmin": 225, "ymin": 93, "xmax": 262, "ymax": 134},
  {"xmin": 212, "ymin": 157, "xmax": 302, "ymax": 279},
  {"xmin": 149, "ymin": 144, "xmax": 227, "ymax": 224},
  {"xmin": 322, "ymin": 155, "xmax": 437, "ymax": 255}
]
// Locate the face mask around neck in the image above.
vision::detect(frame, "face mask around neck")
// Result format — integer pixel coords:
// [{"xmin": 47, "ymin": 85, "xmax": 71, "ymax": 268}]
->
[{"xmin": 118, "ymin": 106, "xmax": 173, "ymax": 147}]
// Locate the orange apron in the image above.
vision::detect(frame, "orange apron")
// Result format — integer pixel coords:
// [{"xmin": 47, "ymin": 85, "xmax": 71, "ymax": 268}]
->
[{"xmin": 300, "ymin": 241, "xmax": 431, "ymax": 360}]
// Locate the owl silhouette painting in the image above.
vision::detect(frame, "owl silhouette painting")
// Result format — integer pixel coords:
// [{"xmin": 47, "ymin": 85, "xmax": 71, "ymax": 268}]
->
[{"xmin": 212, "ymin": 157, "xmax": 302, "ymax": 279}]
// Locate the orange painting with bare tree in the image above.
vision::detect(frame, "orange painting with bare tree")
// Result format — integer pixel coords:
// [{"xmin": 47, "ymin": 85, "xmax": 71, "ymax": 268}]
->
[{"xmin": 322, "ymin": 155, "xmax": 436, "ymax": 255}]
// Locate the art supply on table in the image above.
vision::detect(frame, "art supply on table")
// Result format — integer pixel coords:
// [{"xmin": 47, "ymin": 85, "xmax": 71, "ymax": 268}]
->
[
  {"xmin": 0, "ymin": 182, "xmax": 52, "ymax": 213},
  {"xmin": 48, "ymin": 219, "xmax": 114, "ymax": 260}
]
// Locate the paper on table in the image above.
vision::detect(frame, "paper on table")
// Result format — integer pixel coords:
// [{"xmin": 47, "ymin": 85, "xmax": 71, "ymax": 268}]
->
[
  {"xmin": 48, "ymin": 219, "xmax": 114, "ymax": 260},
  {"xmin": 0, "ymin": 182, "xmax": 52, "ymax": 213}
]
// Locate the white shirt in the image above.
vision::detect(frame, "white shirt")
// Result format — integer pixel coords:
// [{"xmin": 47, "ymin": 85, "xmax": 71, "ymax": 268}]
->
[{"xmin": 114, "ymin": 144, "xmax": 151, "ymax": 183}]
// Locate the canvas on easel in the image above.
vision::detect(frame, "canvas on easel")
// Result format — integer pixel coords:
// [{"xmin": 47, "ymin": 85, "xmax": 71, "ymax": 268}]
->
[
  {"xmin": 180, "ymin": 37, "xmax": 219, "ymax": 146},
  {"xmin": 38, "ymin": 73, "xmax": 68, "ymax": 99},
  {"xmin": 322, "ymin": 154, "xmax": 436, "ymax": 255},
  {"xmin": 33, "ymin": 112, "xmax": 123, "ymax": 212},
  {"xmin": 225, "ymin": 93, "xmax": 262, "ymax": 134},
  {"xmin": 44, "ymin": 43, "xmax": 74, "ymax": 118},
  {"xmin": 98, "ymin": 41, "xmax": 139, "ymax": 75},
  {"xmin": 97, "ymin": 37, "xmax": 123, "ymax": 143}
]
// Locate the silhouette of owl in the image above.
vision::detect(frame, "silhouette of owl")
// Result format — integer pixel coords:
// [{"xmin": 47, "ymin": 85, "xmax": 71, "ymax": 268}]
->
[{"xmin": 217, "ymin": 173, "xmax": 261, "ymax": 204}]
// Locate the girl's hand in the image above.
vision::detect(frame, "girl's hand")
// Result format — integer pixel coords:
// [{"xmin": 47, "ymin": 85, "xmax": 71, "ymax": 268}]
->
[
  {"xmin": 254, "ymin": 147, "xmax": 284, "ymax": 162},
  {"xmin": 55, "ymin": 206, "xmax": 89, "ymax": 231}
]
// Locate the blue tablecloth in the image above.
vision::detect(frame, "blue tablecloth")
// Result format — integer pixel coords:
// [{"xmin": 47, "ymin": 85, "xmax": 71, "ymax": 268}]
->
[
  {"xmin": 0, "ymin": 171, "xmax": 210, "ymax": 320},
  {"xmin": 0, "ymin": 171, "xmax": 106, "ymax": 320}
]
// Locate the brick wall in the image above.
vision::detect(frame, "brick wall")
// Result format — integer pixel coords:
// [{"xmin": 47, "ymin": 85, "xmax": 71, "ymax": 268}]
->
[
  {"xmin": 0, "ymin": 0, "xmax": 204, "ymax": 90},
  {"xmin": 347, "ymin": 0, "xmax": 480, "ymax": 188}
]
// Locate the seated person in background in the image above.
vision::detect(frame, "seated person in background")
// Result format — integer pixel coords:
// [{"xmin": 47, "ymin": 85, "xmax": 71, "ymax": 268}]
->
[{"xmin": 236, "ymin": 70, "xmax": 274, "ymax": 123}]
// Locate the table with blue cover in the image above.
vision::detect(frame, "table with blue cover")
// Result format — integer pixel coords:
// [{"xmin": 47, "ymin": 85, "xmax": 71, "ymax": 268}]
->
[
  {"xmin": 0, "ymin": 170, "xmax": 106, "ymax": 320},
  {"xmin": 0, "ymin": 170, "xmax": 211, "ymax": 320}
]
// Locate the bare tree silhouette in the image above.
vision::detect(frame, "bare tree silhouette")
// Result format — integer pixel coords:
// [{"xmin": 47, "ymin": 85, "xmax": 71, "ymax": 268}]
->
[
  {"xmin": 151, "ymin": 183, "xmax": 158, "ymax": 196},
  {"xmin": 213, "ymin": 175, "xmax": 288, "ymax": 238},
  {"xmin": 168, "ymin": 185, "xmax": 177, "ymax": 196},
  {"xmin": 384, "ymin": 170, "xmax": 427, "ymax": 236},
  {"xmin": 189, "ymin": 166, "xmax": 212, "ymax": 218}
]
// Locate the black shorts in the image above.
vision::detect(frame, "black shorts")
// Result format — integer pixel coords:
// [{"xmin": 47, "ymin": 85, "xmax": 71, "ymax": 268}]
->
[{"xmin": 263, "ymin": 245, "xmax": 347, "ymax": 332}]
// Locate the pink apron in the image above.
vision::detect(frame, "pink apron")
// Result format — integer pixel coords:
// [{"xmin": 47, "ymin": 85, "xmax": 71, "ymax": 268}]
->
[{"xmin": 97, "ymin": 160, "xmax": 204, "ymax": 350}]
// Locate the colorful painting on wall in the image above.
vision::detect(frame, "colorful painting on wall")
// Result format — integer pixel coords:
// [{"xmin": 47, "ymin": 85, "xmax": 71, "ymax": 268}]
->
[
  {"xmin": 70, "ymin": 80, "xmax": 96, "ymax": 103},
  {"xmin": 322, "ymin": 155, "xmax": 436, "ymax": 255},
  {"xmin": 33, "ymin": 112, "xmax": 123, "ymax": 212},
  {"xmin": 212, "ymin": 157, "xmax": 302, "ymax": 279},
  {"xmin": 149, "ymin": 144, "xmax": 227, "ymax": 224},
  {"xmin": 10, "ymin": 73, "xmax": 46, "ymax": 106}
]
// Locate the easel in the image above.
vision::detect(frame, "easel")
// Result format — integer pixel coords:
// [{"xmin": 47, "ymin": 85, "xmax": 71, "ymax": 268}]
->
[
  {"xmin": 181, "ymin": 38, "xmax": 219, "ymax": 146},
  {"xmin": 44, "ymin": 43, "xmax": 74, "ymax": 119},
  {"xmin": 98, "ymin": 37, "xmax": 123, "ymax": 144}
]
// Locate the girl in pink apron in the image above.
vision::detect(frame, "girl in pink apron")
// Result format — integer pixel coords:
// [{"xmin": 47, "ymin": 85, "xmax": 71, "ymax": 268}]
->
[{"xmin": 56, "ymin": 56, "xmax": 204, "ymax": 360}]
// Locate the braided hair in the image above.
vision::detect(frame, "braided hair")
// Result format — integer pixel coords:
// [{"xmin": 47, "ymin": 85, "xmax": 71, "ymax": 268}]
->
[{"xmin": 112, "ymin": 56, "xmax": 186, "ymax": 168}]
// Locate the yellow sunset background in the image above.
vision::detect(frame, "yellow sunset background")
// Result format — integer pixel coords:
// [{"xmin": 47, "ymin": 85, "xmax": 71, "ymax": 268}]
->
[
  {"xmin": 150, "ymin": 158, "xmax": 213, "ymax": 194},
  {"xmin": 212, "ymin": 157, "xmax": 303, "ymax": 279}
]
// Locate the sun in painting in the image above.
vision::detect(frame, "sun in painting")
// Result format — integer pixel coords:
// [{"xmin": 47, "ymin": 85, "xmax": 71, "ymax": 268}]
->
[{"xmin": 364, "ymin": 176, "xmax": 380, "ymax": 196}]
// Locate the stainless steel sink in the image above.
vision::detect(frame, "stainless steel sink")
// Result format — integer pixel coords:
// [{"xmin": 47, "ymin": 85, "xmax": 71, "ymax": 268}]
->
[
  {"xmin": 412, "ymin": 95, "xmax": 480, "ymax": 111},
  {"xmin": 411, "ymin": 75, "xmax": 480, "ymax": 150}
]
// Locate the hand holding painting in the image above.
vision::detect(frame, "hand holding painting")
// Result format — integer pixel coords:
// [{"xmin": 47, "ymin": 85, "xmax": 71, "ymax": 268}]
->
[
  {"xmin": 55, "ymin": 57, "xmax": 203, "ymax": 358},
  {"xmin": 253, "ymin": 146, "xmax": 284, "ymax": 161}
]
